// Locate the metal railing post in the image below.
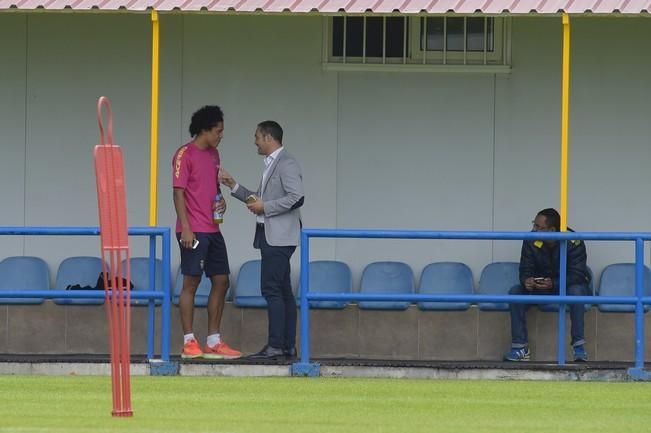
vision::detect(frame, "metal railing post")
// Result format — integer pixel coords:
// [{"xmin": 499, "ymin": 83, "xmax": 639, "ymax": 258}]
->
[
  {"xmin": 161, "ymin": 228, "xmax": 172, "ymax": 361},
  {"xmin": 147, "ymin": 235, "xmax": 157, "ymax": 359},
  {"xmin": 557, "ymin": 240, "xmax": 567, "ymax": 364},
  {"xmin": 634, "ymin": 238, "xmax": 645, "ymax": 369},
  {"xmin": 299, "ymin": 232, "xmax": 310, "ymax": 364},
  {"xmin": 291, "ymin": 231, "xmax": 319, "ymax": 376}
]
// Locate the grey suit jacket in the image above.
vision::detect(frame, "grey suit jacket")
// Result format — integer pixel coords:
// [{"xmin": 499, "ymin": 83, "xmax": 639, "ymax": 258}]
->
[{"xmin": 231, "ymin": 148, "xmax": 304, "ymax": 247}]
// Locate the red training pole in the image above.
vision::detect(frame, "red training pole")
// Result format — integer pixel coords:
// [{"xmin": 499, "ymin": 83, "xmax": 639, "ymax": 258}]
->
[{"xmin": 94, "ymin": 96, "xmax": 134, "ymax": 417}]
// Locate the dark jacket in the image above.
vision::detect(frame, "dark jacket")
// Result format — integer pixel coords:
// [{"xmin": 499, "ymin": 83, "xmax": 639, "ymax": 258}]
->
[{"xmin": 519, "ymin": 229, "xmax": 590, "ymax": 289}]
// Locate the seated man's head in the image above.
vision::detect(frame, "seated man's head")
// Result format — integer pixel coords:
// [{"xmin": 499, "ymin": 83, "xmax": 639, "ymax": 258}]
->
[{"xmin": 533, "ymin": 208, "xmax": 560, "ymax": 233}]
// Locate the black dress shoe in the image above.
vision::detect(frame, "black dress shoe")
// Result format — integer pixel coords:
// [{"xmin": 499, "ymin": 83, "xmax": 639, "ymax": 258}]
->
[
  {"xmin": 247, "ymin": 345, "xmax": 284, "ymax": 360},
  {"xmin": 283, "ymin": 347, "xmax": 298, "ymax": 359}
]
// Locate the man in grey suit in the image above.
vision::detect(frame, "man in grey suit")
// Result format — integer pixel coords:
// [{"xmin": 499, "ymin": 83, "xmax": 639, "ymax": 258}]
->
[{"xmin": 219, "ymin": 120, "xmax": 304, "ymax": 359}]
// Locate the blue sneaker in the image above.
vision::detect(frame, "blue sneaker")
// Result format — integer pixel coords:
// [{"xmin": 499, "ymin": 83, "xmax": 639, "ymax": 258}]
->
[
  {"xmin": 573, "ymin": 345, "xmax": 588, "ymax": 362},
  {"xmin": 504, "ymin": 346, "xmax": 530, "ymax": 361}
]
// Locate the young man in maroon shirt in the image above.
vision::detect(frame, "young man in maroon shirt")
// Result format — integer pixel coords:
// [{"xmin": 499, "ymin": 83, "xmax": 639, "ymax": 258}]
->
[{"xmin": 172, "ymin": 105, "xmax": 241, "ymax": 359}]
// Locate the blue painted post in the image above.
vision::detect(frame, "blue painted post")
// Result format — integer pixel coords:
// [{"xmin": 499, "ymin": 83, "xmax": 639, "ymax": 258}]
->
[
  {"xmin": 634, "ymin": 238, "xmax": 645, "ymax": 369},
  {"xmin": 147, "ymin": 300, "xmax": 155, "ymax": 359},
  {"xmin": 161, "ymin": 229, "xmax": 171, "ymax": 361},
  {"xmin": 557, "ymin": 240, "xmax": 567, "ymax": 365},
  {"xmin": 291, "ymin": 232, "xmax": 320, "ymax": 376},
  {"xmin": 299, "ymin": 233, "xmax": 310, "ymax": 364},
  {"xmin": 147, "ymin": 236, "xmax": 157, "ymax": 359}
]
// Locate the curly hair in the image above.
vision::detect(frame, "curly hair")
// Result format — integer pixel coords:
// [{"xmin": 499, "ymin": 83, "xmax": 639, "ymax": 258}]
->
[{"xmin": 189, "ymin": 106, "xmax": 224, "ymax": 137}]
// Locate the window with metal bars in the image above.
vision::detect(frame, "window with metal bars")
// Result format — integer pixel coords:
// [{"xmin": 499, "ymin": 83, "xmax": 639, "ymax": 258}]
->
[
  {"xmin": 326, "ymin": 16, "xmax": 510, "ymax": 70},
  {"xmin": 331, "ymin": 17, "xmax": 408, "ymax": 60},
  {"xmin": 420, "ymin": 17, "xmax": 493, "ymax": 52}
]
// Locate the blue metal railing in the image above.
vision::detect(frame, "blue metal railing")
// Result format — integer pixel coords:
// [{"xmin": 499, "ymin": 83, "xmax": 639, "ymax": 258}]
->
[
  {"xmin": 0, "ymin": 226, "xmax": 172, "ymax": 361},
  {"xmin": 297, "ymin": 229, "xmax": 651, "ymax": 376}
]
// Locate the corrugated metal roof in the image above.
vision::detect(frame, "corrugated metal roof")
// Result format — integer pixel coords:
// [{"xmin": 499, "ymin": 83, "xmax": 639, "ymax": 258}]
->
[{"xmin": 1, "ymin": 0, "xmax": 650, "ymax": 13}]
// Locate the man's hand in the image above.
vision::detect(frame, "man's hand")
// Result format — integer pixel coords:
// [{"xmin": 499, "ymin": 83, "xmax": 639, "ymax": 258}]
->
[
  {"xmin": 534, "ymin": 277, "xmax": 553, "ymax": 290},
  {"xmin": 180, "ymin": 228, "xmax": 195, "ymax": 249},
  {"xmin": 524, "ymin": 277, "xmax": 536, "ymax": 291},
  {"xmin": 247, "ymin": 198, "xmax": 265, "ymax": 215},
  {"xmin": 214, "ymin": 196, "xmax": 227, "ymax": 214},
  {"xmin": 218, "ymin": 168, "xmax": 236, "ymax": 189}
]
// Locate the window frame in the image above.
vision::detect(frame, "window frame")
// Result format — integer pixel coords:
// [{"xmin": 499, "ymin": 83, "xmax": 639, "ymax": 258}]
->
[
  {"xmin": 409, "ymin": 16, "xmax": 505, "ymax": 65},
  {"xmin": 323, "ymin": 15, "xmax": 512, "ymax": 73},
  {"xmin": 326, "ymin": 16, "xmax": 411, "ymax": 65}
]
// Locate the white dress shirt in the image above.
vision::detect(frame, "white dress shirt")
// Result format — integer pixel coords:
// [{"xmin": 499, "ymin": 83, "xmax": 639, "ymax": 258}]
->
[{"xmin": 233, "ymin": 147, "xmax": 284, "ymax": 224}]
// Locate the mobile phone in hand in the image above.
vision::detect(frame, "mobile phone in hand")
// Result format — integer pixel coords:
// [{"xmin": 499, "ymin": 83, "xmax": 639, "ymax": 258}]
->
[
  {"xmin": 533, "ymin": 277, "xmax": 545, "ymax": 283},
  {"xmin": 192, "ymin": 239, "xmax": 199, "ymax": 249}
]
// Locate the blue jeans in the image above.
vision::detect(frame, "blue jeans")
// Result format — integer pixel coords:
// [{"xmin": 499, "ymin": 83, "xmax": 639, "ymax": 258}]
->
[{"xmin": 509, "ymin": 284, "xmax": 590, "ymax": 348}]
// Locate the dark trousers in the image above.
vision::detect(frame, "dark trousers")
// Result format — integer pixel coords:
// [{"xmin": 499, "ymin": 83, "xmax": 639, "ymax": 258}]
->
[
  {"xmin": 255, "ymin": 224, "xmax": 296, "ymax": 350},
  {"xmin": 509, "ymin": 284, "xmax": 589, "ymax": 348}
]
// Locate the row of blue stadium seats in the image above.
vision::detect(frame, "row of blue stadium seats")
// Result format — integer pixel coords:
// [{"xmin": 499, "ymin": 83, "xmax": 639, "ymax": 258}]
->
[
  {"xmin": 0, "ymin": 256, "xmax": 163, "ymax": 306},
  {"xmin": 0, "ymin": 256, "xmax": 649, "ymax": 312},
  {"xmin": 297, "ymin": 261, "xmax": 649, "ymax": 313}
]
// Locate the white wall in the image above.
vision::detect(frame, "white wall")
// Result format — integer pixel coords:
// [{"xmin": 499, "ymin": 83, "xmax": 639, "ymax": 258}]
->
[
  {"xmin": 569, "ymin": 18, "xmax": 651, "ymax": 276},
  {"xmin": 0, "ymin": 13, "xmax": 650, "ymax": 289},
  {"xmin": 0, "ymin": 14, "xmax": 27, "ymax": 257},
  {"xmin": 335, "ymin": 71, "xmax": 495, "ymax": 281}
]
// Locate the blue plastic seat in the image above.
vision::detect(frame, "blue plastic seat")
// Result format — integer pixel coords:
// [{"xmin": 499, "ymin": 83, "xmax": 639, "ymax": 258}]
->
[
  {"xmin": 358, "ymin": 261, "xmax": 414, "ymax": 310},
  {"xmin": 298, "ymin": 260, "xmax": 352, "ymax": 309},
  {"xmin": 417, "ymin": 262, "xmax": 473, "ymax": 311},
  {"xmin": 477, "ymin": 262, "xmax": 520, "ymax": 311},
  {"xmin": 233, "ymin": 260, "xmax": 266, "ymax": 308},
  {"xmin": 123, "ymin": 257, "xmax": 164, "ymax": 306},
  {"xmin": 598, "ymin": 263, "xmax": 651, "ymax": 313},
  {"xmin": 538, "ymin": 266, "xmax": 594, "ymax": 312},
  {"xmin": 0, "ymin": 256, "xmax": 49, "ymax": 305},
  {"xmin": 172, "ymin": 266, "xmax": 233, "ymax": 307},
  {"xmin": 54, "ymin": 256, "xmax": 106, "ymax": 305}
]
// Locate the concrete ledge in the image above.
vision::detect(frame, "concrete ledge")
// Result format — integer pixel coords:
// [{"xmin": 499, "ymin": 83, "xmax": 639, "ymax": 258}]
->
[
  {"xmin": 179, "ymin": 363, "xmax": 291, "ymax": 376},
  {"xmin": 0, "ymin": 362, "xmax": 150, "ymax": 376},
  {"xmin": 320, "ymin": 366, "xmax": 630, "ymax": 381},
  {"xmin": 0, "ymin": 357, "xmax": 644, "ymax": 381}
]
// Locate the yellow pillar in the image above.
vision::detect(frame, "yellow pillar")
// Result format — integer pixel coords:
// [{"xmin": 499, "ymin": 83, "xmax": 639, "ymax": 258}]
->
[
  {"xmin": 560, "ymin": 13, "xmax": 570, "ymax": 231},
  {"xmin": 149, "ymin": 10, "xmax": 160, "ymax": 226}
]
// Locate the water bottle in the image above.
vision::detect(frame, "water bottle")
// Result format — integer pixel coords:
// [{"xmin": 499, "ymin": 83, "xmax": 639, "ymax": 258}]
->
[{"xmin": 213, "ymin": 193, "xmax": 224, "ymax": 224}]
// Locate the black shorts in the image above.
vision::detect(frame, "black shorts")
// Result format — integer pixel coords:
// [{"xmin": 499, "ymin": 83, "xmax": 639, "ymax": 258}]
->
[{"xmin": 177, "ymin": 232, "xmax": 230, "ymax": 277}]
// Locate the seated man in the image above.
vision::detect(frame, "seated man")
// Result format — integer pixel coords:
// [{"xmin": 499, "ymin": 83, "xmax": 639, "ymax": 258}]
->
[{"xmin": 504, "ymin": 208, "xmax": 591, "ymax": 362}]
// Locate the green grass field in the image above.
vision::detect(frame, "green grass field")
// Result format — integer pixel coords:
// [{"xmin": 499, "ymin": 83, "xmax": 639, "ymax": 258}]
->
[{"xmin": 1, "ymin": 376, "xmax": 651, "ymax": 433}]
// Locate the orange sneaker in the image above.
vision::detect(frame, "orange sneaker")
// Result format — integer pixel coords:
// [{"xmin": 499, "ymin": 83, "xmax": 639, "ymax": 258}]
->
[
  {"xmin": 203, "ymin": 341, "xmax": 242, "ymax": 360},
  {"xmin": 181, "ymin": 339, "xmax": 203, "ymax": 359}
]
